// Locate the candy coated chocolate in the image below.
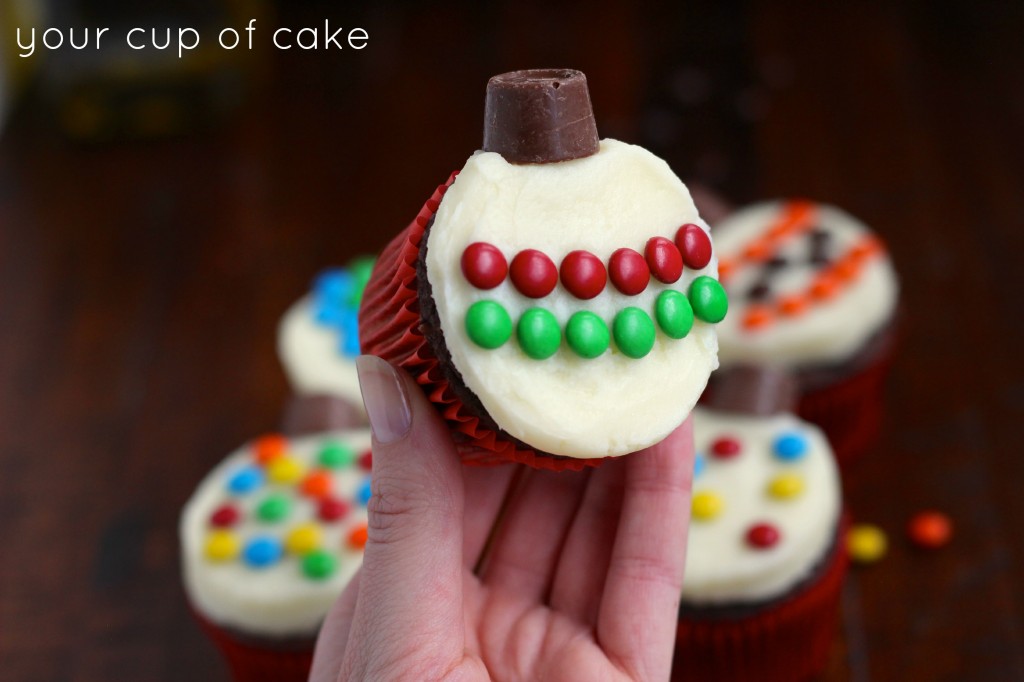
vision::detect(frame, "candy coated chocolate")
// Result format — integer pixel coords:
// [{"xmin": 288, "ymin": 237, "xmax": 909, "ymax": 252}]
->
[{"xmin": 483, "ymin": 69, "xmax": 600, "ymax": 164}]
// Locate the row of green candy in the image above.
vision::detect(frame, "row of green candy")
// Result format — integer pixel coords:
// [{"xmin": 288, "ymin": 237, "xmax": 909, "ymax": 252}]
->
[{"xmin": 465, "ymin": 276, "xmax": 728, "ymax": 360}]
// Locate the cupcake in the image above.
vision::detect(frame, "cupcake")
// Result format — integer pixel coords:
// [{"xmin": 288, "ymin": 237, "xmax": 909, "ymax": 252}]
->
[
  {"xmin": 359, "ymin": 69, "xmax": 728, "ymax": 470},
  {"xmin": 674, "ymin": 367, "xmax": 847, "ymax": 681},
  {"xmin": 277, "ymin": 257, "xmax": 376, "ymax": 427},
  {"xmin": 180, "ymin": 430, "xmax": 372, "ymax": 682},
  {"xmin": 710, "ymin": 200, "xmax": 899, "ymax": 464}
]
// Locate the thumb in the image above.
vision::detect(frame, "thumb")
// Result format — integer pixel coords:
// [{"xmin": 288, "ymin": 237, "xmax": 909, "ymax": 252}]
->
[{"xmin": 339, "ymin": 355, "xmax": 466, "ymax": 678}]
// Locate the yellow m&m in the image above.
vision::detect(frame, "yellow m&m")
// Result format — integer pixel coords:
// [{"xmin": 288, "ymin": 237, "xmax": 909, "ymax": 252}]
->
[
  {"xmin": 205, "ymin": 530, "xmax": 241, "ymax": 561},
  {"xmin": 286, "ymin": 523, "xmax": 323, "ymax": 555},
  {"xmin": 847, "ymin": 524, "xmax": 887, "ymax": 564},
  {"xmin": 268, "ymin": 456, "xmax": 305, "ymax": 484},
  {"xmin": 692, "ymin": 491, "xmax": 723, "ymax": 520},
  {"xmin": 768, "ymin": 473, "xmax": 805, "ymax": 500}
]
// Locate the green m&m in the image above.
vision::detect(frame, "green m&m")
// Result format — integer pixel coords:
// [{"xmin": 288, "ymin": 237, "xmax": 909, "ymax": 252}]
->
[
  {"xmin": 565, "ymin": 311, "xmax": 610, "ymax": 359},
  {"xmin": 465, "ymin": 300, "xmax": 513, "ymax": 349},
  {"xmin": 613, "ymin": 307, "xmax": 656, "ymax": 359},
  {"xmin": 257, "ymin": 494, "xmax": 291, "ymax": 523},
  {"xmin": 655, "ymin": 290, "xmax": 694, "ymax": 339},
  {"xmin": 517, "ymin": 308, "xmax": 561, "ymax": 360},
  {"xmin": 302, "ymin": 549, "xmax": 338, "ymax": 580},
  {"xmin": 688, "ymin": 276, "xmax": 729, "ymax": 323},
  {"xmin": 318, "ymin": 440, "xmax": 355, "ymax": 469}
]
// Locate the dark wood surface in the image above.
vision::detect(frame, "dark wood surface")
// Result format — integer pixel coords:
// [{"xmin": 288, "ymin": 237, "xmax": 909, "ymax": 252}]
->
[{"xmin": 1, "ymin": 2, "xmax": 1022, "ymax": 680}]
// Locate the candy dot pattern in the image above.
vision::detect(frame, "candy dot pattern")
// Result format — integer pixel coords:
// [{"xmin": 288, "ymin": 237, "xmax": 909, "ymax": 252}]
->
[
  {"xmin": 181, "ymin": 429, "xmax": 374, "ymax": 637},
  {"xmin": 710, "ymin": 200, "xmax": 898, "ymax": 376},
  {"xmin": 277, "ymin": 257, "xmax": 376, "ymax": 405},
  {"xmin": 681, "ymin": 408, "xmax": 841, "ymax": 604},
  {"xmin": 457, "ymin": 234, "xmax": 727, "ymax": 359}
]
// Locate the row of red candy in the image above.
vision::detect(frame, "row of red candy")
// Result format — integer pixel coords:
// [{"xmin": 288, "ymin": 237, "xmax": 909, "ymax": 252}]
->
[{"xmin": 461, "ymin": 223, "xmax": 713, "ymax": 300}]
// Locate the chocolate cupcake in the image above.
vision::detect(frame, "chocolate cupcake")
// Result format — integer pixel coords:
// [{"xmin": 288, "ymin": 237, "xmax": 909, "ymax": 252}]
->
[
  {"xmin": 710, "ymin": 200, "xmax": 899, "ymax": 464},
  {"xmin": 674, "ymin": 368, "xmax": 847, "ymax": 681},
  {"xmin": 277, "ymin": 258, "xmax": 376, "ymax": 426},
  {"xmin": 359, "ymin": 69, "xmax": 728, "ymax": 469},
  {"xmin": 180, "ymin": 430, "xmax": 372, "ymax": 681}
]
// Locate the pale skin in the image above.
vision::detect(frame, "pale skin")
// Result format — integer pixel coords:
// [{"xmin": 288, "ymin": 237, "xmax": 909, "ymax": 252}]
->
[{"xmin": 309, "ymin": 355, "xmax": 695, "ymax": 681}]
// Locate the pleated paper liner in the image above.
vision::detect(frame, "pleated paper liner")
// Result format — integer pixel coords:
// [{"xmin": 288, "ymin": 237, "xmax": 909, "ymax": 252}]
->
[
  {"xmin": 358, "ymin": 173, "xmax": 603, "ymax": 472},
  {"xmin": 797, "ymin": 349, "xmax": 893, "ymax": 467},
  {"xmin": 672, "ymin": 517, "xmax": 849, "ymax": 682},
  {"xmin": 191, "ymin": 607, "xmax": 316, "ymax": 682}
]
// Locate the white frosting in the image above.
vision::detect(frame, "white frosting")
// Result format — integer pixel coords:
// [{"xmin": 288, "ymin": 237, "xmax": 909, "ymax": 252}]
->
[
  {"xmin": 713, "ymin": 201, "xmax": 898, "ymax": 368},
  {"xmin": 682, "ymin": 409, "xmax": 840, "ymax": 604},
  {"xmin": 181, "ymin": 430, "xmax": 371, "ymax": 637},
  {"xmin": 426, "ymin": 139, "xmax": 720, "ymax": 458},
  {"xmin": 277, "ymin": 296, "xmax": 364, "ymax": 409}
]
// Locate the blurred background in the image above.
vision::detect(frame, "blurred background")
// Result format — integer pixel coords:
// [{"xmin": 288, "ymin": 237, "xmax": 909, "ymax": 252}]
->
[{"xmin": 1, "ymin": 0, "xmax": 1022, "ymax": 679}]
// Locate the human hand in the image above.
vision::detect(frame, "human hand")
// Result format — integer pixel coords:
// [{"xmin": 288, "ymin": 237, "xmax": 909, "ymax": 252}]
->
[{"xmin": 309, "ymin": 355, "xmax": 695, "ymax": 681}]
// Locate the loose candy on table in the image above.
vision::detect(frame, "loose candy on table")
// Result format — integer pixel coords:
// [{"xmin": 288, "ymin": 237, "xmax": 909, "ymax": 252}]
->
[
  {"xmin": 907, "ymin": 511, "xmax": 952, "ymax": 550},
  {"xmin": 847, "ymin": 524, "xmax": 888, "ymax": 564}
]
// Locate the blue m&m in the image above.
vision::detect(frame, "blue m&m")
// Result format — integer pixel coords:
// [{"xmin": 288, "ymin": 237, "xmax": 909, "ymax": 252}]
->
[
  {"xmin": 773, "ymin": 432, "xmax": 809, "ymax": 461},
  {"xmin": 356, "ymin": 476, "xmax": 372, "ymax": 506},
  {"xmin": 227, "ymin": 465, "xmax": 265, "ymax": 495},
  {"xmin": 243, "ymin": 536, "xmax": 283, "ymax": 568}
]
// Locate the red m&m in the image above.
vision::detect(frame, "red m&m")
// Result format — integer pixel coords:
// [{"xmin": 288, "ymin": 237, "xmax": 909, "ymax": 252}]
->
[
  {"xmin": 318, "ymin": 497, "xmax": 350, "ymax": 522},
  {"xmin": 461, "ymin": 242, "xmax": 507, "ymax": 290},
  {"xmin": 560, "ymin": 250, "xmax": 606, "ymax": 299},
  {"xmin": 510, "ymin": 249, "xmax": 558, "ymax": 298},
  {"xmin": 746, "ymin": 523, "xmax": 781, "ymax": 549},
  {"xmin": 676, "ymin": 223, "xmax": 712, "ymax": 269},
  {"xmin": 710, "ymin": 436, "xmax": 742, "ymax": 459},
  {"xmin": 609, "ymin": 248, "xmax": 650, "ymax": 295},
  {"xmin": 645, "ymin": 237, "xmax": 683, "ymax": 283},
  {"xmin": 210, "ymin": 504, "xmax": 240, "ymax": 527}
]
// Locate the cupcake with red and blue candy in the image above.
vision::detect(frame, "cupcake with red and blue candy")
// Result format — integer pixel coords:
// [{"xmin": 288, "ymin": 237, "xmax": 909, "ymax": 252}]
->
[
  {"xmin": 277, "ymin": 257, "xmax": 376, "ymax": 430},
  {"xmin": 674, "ymin": 367, "xmax": 847, "ymax": 682},
  {"xmin": 180, "ymin": 430, "xmax": 373, "ymax": 682},
  {"xmin": 710, "ymin": 200, "xmax": 899, "ymax": 464}
]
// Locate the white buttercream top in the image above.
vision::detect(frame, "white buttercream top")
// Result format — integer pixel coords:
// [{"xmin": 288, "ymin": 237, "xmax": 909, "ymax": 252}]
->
[
  {"xmin": 278, "ymin": 295, "xmax": 363, "ymax": 407},
  {"xmin": 682, "ymin": 408, "xmax": 840, "ymax": 604},
  {"xmin": 713, "ymin": 200, "xmax": 898, "ymax": 368},
  {"xmin": 425, "ymin": 139, "xmax": 722, "ymax": 458},
  {"xmin": 180, "ymin": 430, "xmax": 371, "ymax": 637}
]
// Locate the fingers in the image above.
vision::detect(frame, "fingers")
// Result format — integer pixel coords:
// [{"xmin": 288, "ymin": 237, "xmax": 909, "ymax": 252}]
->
[
  {"xmin": 479, "ymin": 467, "xmax": 591, "ymax": 603},
  {"xmin": 334, "ymin": 356, "xmax": 467, "ymax": 679},
  {"xmin": 462, "ymin": 463, "xmax": 520, "ymax": 569},
  {"xmin": 548, "ymin": 458, "xmax": 628, "ymax": 625},
  {"xmin": 308, "ymin": 570, "xmax": 361, "ymax": 682},
  {"xmin": 597, "ymin": 418, "xmax": 695, "ymax": 681}
]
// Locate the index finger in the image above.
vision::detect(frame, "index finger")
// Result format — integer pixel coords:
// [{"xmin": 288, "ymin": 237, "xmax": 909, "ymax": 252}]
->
[{"xmin": 596, "ymin": 417, "xmax": 695, "ymax": 680}]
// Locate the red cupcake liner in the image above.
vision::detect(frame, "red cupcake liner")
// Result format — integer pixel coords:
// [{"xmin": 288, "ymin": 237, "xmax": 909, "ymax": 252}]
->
[
  {"xmin": 672, "ymin": 518, "xmax": 849, "ymax": 682},
  {"xmin": 359, "ymin": 174, "xmax": 600, "ymax": 472},
  {"xmin": 797, "ymin": 349, "xmax": 893, "ymax": 467},
  {"xmin": 191, "ymin": 609, "xmax": 315, "ymax": 682}
]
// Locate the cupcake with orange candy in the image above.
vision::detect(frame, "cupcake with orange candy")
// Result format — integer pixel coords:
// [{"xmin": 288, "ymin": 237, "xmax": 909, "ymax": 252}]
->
[
  {"xmin": 180, "ymin": 430, "xmax": 372, "ymax": 682},
  {"xmin": 710, "ymin": 201, "xmax": 898, "ymax": 464}
]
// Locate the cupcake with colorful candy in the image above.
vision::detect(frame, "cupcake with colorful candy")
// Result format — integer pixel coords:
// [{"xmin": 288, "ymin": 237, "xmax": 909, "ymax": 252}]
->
[
  {"xmin": 180, "ymin": 430, "xmax": 372, "ymax": 682},
  {"xmin": 710, "ymin": 200, "xmax": 899, "ymax": 464},
  {"xmin": 674, "ymin": 367, "xmax": 847, "ymax": 682},
  {"xmin": 359, "ymin": 69, "xmax": 728, "ymax": 470},
  {"xmin": 277, "ymin": 257, "xmax": 376, "ymax": 430}
]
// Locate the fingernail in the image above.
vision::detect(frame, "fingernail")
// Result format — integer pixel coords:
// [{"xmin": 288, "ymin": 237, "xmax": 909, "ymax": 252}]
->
[{"xmin": 356, "ymin": 355, "xmax": 412, "ymax": 444}]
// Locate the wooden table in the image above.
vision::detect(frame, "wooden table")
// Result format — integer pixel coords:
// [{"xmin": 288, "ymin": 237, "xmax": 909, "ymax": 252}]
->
[{"xmin": 1, "ymin": 2, "xmax": 1021, "ymax": 679}]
